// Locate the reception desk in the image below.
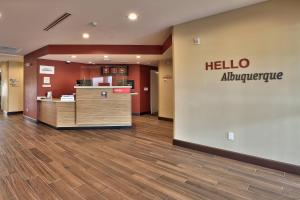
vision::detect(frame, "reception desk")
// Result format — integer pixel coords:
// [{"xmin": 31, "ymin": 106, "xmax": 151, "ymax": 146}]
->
[
  {"xmin": 38, "ymin": 86, "xmax": 132, "ymax": 128},
  {"xmin": 38, "ymin": 99, "xmax": 76, "ymax": 128}
]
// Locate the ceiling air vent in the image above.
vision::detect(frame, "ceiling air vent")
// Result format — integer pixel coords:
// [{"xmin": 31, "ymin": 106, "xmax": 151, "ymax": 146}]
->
[
  {"xmin": 43, "ymin": 12, "xmax": 71, "ymax": 31},
  {"xmin": 0, "ymin": 45, "xmax": 21, "ymax": 54}
]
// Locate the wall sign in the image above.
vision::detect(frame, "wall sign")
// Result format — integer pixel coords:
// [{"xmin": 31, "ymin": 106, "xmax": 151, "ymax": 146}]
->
[
  {"xmin": 43, "ymin": 77, "xmax": 51, "ymax": 84},
  {"xmin": 144, "ymin": 87, "xmax": 149, "ymax": 91},
  {"xmin": 113, "ymin": 88, "xmax": 130, "ymax": 94},
  {"xmin": 163, "ymin": 75, "xmax": 173, "ymax": 82},
  {"xmin": 9, "ymin": 79, "xmax": 20, "ymax": 87},
  {"xmin": 205, "ymin": 58, "xmax": 284, "ymax": 83},
  {"xmin": 40, "ymin": 65, "xmax": 55, "ymax": 74},
  {"xmin": 206, "ymin": 58, "xmax": 250, "ymax": 71}
]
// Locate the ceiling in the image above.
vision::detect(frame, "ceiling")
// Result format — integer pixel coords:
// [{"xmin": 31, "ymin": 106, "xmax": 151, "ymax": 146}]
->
[
  {"xmin": 0, "ymin": 0, "xmax": 266, "ymax": 55},
  {"xmin": 41, "ymin": 48, "xmax": 172, "ymax": 66}
]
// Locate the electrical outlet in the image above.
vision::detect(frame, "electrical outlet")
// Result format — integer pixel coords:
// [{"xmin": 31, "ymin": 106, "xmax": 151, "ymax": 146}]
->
[{"xmin": 228, "ymin": 132, "xmax": 235, "ymax": 141}]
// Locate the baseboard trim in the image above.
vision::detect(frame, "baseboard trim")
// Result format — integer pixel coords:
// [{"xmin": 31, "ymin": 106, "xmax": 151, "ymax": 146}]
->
[
  {"xmin": 158, "ymin": 117, "xmax": 174, "ymax": 122},
  {"xmin": 132, "ymin": 112, "xmax": 151, "ymax": 116},
  {"xmin": 132, "ymin": 113, "xmax": 141, "ymax": 116},
  {"xmin": 37, "ymin": 120, "xmax": 132, "ymax": 130},
  {"xmin": 5, "ymin": 111, "xmax": 23, "ymax": 115},
  {"xmin": 23, "ymin": 115, "xmax": 38, "ymax": 123},
  {"xmin": 56, "ymin": 126, "xmax": 132, "ymax": 130},
  {"xmin": 140, "ymin": 112, "xmax": 151, "ymax": 115},
  {"xmin": 173, "ymin": 139, "xmax": 300, "ymax": 176}
]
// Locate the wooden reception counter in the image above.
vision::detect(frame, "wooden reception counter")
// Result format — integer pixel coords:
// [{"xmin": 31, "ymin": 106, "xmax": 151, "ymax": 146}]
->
[
  {"xmin": 37, "ymin": 86, "xmax": 132, "ymax": 128},
  {"xmin": 38, "ymin": 99, "xmax": 76, "ymax": 128}
]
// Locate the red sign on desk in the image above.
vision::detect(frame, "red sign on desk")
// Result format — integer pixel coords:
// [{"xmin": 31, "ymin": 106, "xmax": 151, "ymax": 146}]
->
[{"xmin": 113, "ymin": 88, "xmax": 130, "ymax": 94}]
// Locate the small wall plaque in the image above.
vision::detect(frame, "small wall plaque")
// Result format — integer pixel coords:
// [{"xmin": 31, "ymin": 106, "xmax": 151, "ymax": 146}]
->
[{"xmin": 43, "ymin": 77, "xmax": 51, "ymax": 84}]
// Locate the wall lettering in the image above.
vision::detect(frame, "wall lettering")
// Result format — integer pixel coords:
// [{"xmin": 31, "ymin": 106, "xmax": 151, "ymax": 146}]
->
[
  {"xmin": 205, "ymin": 58, "xmax": 250, "ymax": 70},
  {"xmin": 221, "ymin": 72, "xmax": 283, "ymax": 83},
  {"xmin": 205, "ymin": 58, "xmax": 284, "ymax": 83}
]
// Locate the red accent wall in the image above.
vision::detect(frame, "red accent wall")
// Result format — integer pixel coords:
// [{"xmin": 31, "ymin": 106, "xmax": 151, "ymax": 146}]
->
[
  {"xmin": 162, "ymin": 34, "xmax": 172, "ymax": 53},
  {"xmin": 24, "ymin": 59, "xmax": 38, "ymax": 119},
  {"xmin": 38, "ymin": 59, "xmax": 82, "ymax": 98},
  {"xmin": 128, "ymin": 65, "xmax": 141, "ymax": 113},
  {"xmin": 139, "ymin": 66, "xmax": 151, "ymax": 113},
  {"xmin": 25, "ymin": 45, "xmax": 163, "ymax": 59},
  {"xmin": 128, "ymin": 65, "xmax": 157, "ymax": 114}
]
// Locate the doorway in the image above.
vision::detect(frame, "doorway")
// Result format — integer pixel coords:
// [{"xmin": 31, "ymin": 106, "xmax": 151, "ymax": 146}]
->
[
  {"xmin": 150, "ymin": 70, "xmax": 158, "ymax": 115},
  {"xmin": 0, "ymin": 70, "xmax": 2, "ymax": 112}
]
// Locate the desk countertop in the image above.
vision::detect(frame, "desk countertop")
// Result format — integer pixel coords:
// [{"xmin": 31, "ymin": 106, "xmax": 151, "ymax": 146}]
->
[
  {"xmin": 37, "ymin": 98, "xmax": 76, "ymax": 103},
  {"xmin": 74, "ymin": 86, "xmax": 132, "ymax": 89}
]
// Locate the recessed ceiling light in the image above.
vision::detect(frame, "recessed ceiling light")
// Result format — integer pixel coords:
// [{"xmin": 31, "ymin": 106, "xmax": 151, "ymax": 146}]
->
[
  {"xmin": 66, "ymin": 61, "xmax": 71, "ymax": 63},
  {"xmin": 0, "ymin": 12, "xmax": 2, "ymax": 19},
  {"xmin": 104, "ymin": 55, "xmax": 111, "ymax": 61},
  {"xmin": 136, "ymin": 55, "xmax": 141, "ymax": 59},
  {"xmin": 71, "ymin": 55, "xmax": 77, "ymax": 58},
  {"xmin": 128, "ymin": 13, "xmax": 138, "ymax": 21},
  {"xmin": 82, "ymin": 33, "xmax": 90, "ymax": 39}
]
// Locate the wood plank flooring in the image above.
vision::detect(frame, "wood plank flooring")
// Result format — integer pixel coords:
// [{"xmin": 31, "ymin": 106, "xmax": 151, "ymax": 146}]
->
[{"xmin": 0, "ymin": 114, "xmax": 299, "ymax": 200}]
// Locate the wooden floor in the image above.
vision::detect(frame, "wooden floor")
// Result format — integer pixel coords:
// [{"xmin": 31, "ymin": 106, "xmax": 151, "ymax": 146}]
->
[{"xmin": 0, "ymin": 114, "xmax": 299, "ymax": 200}]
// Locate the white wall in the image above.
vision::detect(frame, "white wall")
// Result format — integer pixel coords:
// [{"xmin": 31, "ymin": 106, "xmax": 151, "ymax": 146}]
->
[
  {"xmin": 150, "ymin": 70, "xmax": 159, "ymax": 114},
  {"xmin": 0, "ymin": 61, "xmax": 24, "ymax": 112},
  {"xmin": 159, "ymin": 59, "xmax": 174, "ymax": 119},
  {"xmin": 0, "ymin": 62, "xmax": 8, "ymax": 112},
  {"xmin": 8, "ymin": 61, "xmax": 24, "ymax": 112},
  {"xmin": 173, "ymin": 0, "xmax": 300, "ymax": 165}
]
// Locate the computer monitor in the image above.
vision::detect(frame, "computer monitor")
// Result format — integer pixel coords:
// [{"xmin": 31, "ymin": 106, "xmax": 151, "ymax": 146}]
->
[{"xmin": 76, "ymin": 80, "xmax": 92, "ymax": 86}]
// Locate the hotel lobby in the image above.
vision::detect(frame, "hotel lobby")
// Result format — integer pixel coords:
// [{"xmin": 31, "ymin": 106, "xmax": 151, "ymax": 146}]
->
[{"xmin": 0, "ymin": 0, "xmax": 300, "ymax": 199}]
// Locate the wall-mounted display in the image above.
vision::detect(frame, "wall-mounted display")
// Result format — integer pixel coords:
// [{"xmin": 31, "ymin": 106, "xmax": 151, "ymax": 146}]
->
[
  {"xmin": 76, "ymin": 80, "xmax": 92, "ymax": 86},
  {"xmin": 40, "ymin": 65, "xmax": 55, "ymax": 74},
  {"xmin": 101, "ymin": 66, "xmax": 128, "ymax": 76}
]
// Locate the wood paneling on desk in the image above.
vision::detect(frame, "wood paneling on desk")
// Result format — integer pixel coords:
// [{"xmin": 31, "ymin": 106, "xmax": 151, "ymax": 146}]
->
[
  {"xmin": 76, "ymin": 87, "xmax": 132, "ymax": 126},
  {"xmin": 38, "ymin": 99, "xmax": 75, "ymax": 128}
]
